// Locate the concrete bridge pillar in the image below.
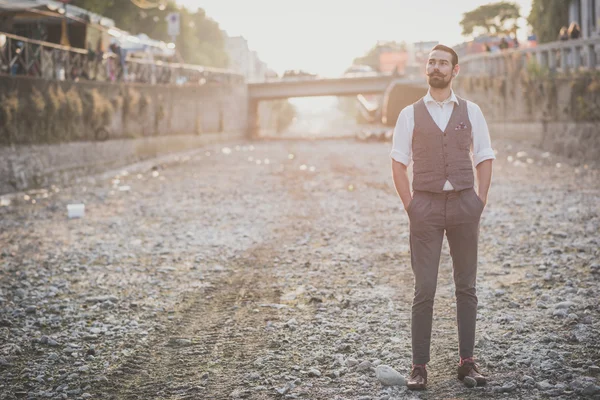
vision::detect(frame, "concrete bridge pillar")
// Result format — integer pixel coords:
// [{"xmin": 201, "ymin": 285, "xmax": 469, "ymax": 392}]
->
[{"xmin": 247, "ymin": 99, "xmax": 259, "ymax": 139}]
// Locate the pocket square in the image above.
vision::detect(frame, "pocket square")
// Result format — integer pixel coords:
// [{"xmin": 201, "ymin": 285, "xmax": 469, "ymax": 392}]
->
[{"xmin": 455, "ymin": 122, "xmax": 468, "ymax": 130}]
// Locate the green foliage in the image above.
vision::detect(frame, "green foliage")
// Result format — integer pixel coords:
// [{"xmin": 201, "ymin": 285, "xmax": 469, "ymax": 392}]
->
[
  {"xmin": 29, "ymin": 87, "xmax": 47, "ymax": 116},
  {"xmin": 270, "ymin": 100, "xmax": 297, "ymax": 133},
  {"xmin": 0, "ymin": 91, "xmax": 19, "ymax": 128},
  {"xmin": 570, "ymin": 73, "xmax": 600, "ymax": 121},
  {"xmin": 527, "ymin": 0, "xmax": 570, "ymax": 44},
  {"xmin": 460, "ymin": 2, "xmax": 520, "ymax": 37},
  {"xmin": 524, "ymin": 57, "xmax": 549, "ymax": 80},
  {"xmin": 84, "ymin": 89, "xmax": 114, "ymax": 129},
  {"xmin": 70, "ymin": 0, "xmax": 228, "ymax": 68}
]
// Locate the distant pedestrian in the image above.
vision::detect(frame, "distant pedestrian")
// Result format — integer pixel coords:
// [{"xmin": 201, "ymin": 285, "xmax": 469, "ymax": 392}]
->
[
  {"xmin": 499, "ymin": 37, "xmax": 509, "ymax": 50},
  {"xmin": 568, "ymin": 22, "xmax": 581, "ymax": 39},
  {"xmin": 558, "ymin": 26, "xmax": 569, "ymax": 41},
  {"xmin": 390, "ymin": 44, "xmax": 494, "ymax": 391}
]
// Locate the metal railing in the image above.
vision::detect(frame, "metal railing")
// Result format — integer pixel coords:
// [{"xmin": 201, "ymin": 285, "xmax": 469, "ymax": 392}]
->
[
  {"xmin": 0, "ymin": 31, "xmax": 244, "ymax": 85},
  {"xmin": 460, "ymin": 37, "xmax": 600, "ymax": 76}
]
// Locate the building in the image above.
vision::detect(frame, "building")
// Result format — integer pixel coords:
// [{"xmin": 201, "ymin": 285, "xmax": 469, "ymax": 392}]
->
[
  {"xmin": 568, "ymin": 0, "xmax": 600, "ymax": 38},
  {"xmin": 0, "ymin": 0, "xmax": 115, "ymax": 50},
  {"xmin": 223, "ymin": 32, "xmax": 268, "ymax": 82}
]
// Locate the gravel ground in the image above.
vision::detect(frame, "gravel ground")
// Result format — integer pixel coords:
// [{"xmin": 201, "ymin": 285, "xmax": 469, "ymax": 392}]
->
[{"xmin": 0, "ymin": 138, "xmax": 599, "ymax": 400}]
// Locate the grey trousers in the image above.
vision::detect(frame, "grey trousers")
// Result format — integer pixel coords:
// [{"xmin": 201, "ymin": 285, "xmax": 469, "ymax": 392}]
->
[{"xmin": 406, "ymin": 187, "xmax": 484, "ymax": 365}]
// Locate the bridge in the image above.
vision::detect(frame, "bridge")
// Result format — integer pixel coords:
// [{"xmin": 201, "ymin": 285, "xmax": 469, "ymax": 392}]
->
[
  {"xmin": 247, "ymin": 75, "xmax": 428, "ymax": 136},
  {"xmin": 247, "ymin": 74, "xmax": 426, "ymax": 100}
]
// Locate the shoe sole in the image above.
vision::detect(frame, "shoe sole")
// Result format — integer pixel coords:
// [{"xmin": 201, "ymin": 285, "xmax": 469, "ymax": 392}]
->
[{"xmin": 407, "ymin": 383, "xmax": 427, "ymax": 390}]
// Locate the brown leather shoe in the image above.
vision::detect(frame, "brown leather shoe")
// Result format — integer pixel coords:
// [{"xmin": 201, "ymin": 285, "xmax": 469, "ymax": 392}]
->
[
  {"xmin": 407, "ymin": 365, "xmax": 427, "ymax": 390},
  {"xmin": 457, "ymin": 361, "xmax": 487, "ymax": 386}
]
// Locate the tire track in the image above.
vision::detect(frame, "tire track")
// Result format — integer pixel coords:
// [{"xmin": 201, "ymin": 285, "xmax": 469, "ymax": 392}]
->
[{"xmin": 92, "ymin": 256, "xmax": 283, "ymax": 399}]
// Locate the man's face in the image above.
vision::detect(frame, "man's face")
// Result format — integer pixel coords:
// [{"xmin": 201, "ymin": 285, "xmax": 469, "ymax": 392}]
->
[{"xmin": 426, "ymin": 50, "xmax": 458, "ymax": 89}]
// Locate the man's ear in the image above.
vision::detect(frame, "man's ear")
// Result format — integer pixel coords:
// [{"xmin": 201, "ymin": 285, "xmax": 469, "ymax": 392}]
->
[{"xmin": 452, "ymin": 65, "xmax": 460, "ymax": 77}]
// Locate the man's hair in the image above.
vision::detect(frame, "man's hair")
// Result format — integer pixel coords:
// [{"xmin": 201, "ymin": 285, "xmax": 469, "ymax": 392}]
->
[{"xmin": 431, "ymin": 44, "xmax": 458, "ymax": 67}]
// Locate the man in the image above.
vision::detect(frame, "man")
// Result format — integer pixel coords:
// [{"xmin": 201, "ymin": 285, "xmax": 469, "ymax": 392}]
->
[{"xmin": 390, "ymin": 44, "xmax": 495, "ymax": 390}]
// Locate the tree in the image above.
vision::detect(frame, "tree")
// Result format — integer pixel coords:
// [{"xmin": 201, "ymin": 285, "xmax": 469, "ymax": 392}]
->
[
  {"xmin": 460, "ymin": 2, "xmax": 521, "ymax": 37},
  {"xmin": 527, "ymin": 0, "xmax": 570, "ymax": 44},
  {"xmin": 272, "ymin": 100, "xmax": 296, "ymax": 134},
  {"xmin": 70, "ymin": 0, "xmax": 228, "ymax": 67}
]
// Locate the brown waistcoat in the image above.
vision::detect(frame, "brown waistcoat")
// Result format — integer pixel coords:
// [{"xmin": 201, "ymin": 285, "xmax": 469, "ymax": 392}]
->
[{"xmin": 412, "ymin": 96, "xmax": 474, "ymax": 193}]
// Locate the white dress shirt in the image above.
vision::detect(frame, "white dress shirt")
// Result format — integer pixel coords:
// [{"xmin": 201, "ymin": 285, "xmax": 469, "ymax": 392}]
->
[{"xmin": 390, "ymin": 90, "xmax": 496, "ymax": 191}]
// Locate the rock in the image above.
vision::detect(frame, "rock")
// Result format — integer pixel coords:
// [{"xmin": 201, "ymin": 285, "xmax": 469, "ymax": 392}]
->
[
  {"xmin": 499, "ymin": 381, "xmax": 517, "ymax": 392},
  {"xmin": 85, "ymin": 295, "xmax": 118, "ymax": 304},
  {"xmin": 357, "ymin": 360, "xmax": 373, "ymax": 372},
  {"xmin": 0, "ymin": 357, "xmax": 13, "ymax": 367},
  {"xmin": 582, "ymin": 384, "xmax": 600, "ymax": 396},
  {"xmin": 375, "ymin": 365, "xmax": 405, "ymax": 386},
  {"xmin": 25, "ymin": 306, "xmax": 37, "ymax": 314},
  {"xmin": 285, "ymin": 318, "xmax": 297, "ymax": 328},
  {"xmin": 522, "ymin": 375, "xmax": 535, "ymax": 387},
  {"xmin": 168, "ymin": 338, "xmax": 192, "ymax": 347},
  {"xmin": 345, "ymin": 358, "xmax": 359, "ymax": 367},
  {"xmin": 308, "ymin": 368, "xmax": 321, "ymax": 377},
  {"xmin": 553, "ymin": 309, "xmax": 568, "ymax": 318},
  {"xmin": 555, "ymin": 301, "xmax": 577, "ymax": 309},
  {"xmin": 537, "ymin": 380, "xmax": 554, "ymax": 391},
  {"xmin": 275, "ymin": 382, "xmax": 294, "ymax": 395},
  {"xmin": 463, "ymin": 376, "xmax": 477, "ymax": 388},
  {"xmin": 540, "ymin": 294, "xmax": 551, "ymax": 302}
]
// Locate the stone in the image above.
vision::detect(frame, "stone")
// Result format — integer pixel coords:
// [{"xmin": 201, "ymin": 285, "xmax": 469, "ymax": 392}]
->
[
  {"xmin": 555, "ymin": 301, "xmax": 577, "ymax": 309},
  {"xmin": 357, "ymin": 360, "xmax": 373, "ymax": 372},
  {"xmin": 499, "ymin": 381, "xmax": 517, "ymax": 392},
  {"xmin": 582, "ymin": 384, "xmax": 600, "ymax": 396},
  {"xmin": 375, "ymin": 365, "xmax": 405, "ymax": 386},
  {"xmin": 85, "ymin": 295, "xmax": 118, "ymax": 304},
  {"xmin": 537, "ymin": 380, "xmax": 554, "ymax": 391},
  {"xmin": 308, "ymin": 368, "xmax": 321, "ymax": 377},
  {"xmin": 345, "ymin": 358, "xmax": 359, "ymax": 367},
  {"xmin": 168, "ymin": 338, "xmax": 192, "ymax": 347}
]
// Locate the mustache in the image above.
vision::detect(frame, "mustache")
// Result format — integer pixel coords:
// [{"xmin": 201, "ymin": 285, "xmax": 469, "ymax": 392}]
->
[{"xmin": 427, "ymin": 72, "xmax": 445, "ymax": 77}]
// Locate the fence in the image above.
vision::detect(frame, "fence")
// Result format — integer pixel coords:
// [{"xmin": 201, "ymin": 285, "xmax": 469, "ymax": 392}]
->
[
  {"xmin": 0, "ymin": 31, "xmax": 244, "ymax": 85},
  {"xmin": 460, "ymin": 37, "xmax": 600, "ymax": 76}
]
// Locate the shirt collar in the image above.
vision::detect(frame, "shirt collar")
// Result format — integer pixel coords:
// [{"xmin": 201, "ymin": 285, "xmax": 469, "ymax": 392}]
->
[{"xmin": 424, "ymin": 90, "xmax": 458, "ymax": 106}]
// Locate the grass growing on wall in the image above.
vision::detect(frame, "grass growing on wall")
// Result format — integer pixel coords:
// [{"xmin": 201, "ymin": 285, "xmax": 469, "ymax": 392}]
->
[
  {"xmin": 456, "ymin": 56, "xmax": 599, "ymax": 123},
  {"xmin": 0, "ymin": 83, "xmax": 160, "ymax": 145}
]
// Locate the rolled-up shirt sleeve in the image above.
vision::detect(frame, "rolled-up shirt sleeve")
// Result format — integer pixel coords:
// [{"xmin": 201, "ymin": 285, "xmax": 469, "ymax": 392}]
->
[
  {"xmin": 390, "ymin": 105, "xmax": 414, "ymax": 167},
  {"xmin": 468, "ymin": 102, "xmax": 496, "ymax": 166}
]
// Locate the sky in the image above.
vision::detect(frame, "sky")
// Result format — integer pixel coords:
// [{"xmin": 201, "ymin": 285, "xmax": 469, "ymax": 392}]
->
[{"xmin": 177, "ymin": 0, "xmax": 533, "ymax": 77}]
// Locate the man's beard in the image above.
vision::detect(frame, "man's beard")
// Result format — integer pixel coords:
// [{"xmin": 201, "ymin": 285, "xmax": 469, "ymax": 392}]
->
[{"xmin": 427, "ymin": 73, "xmax": 451, "ymax": 89}]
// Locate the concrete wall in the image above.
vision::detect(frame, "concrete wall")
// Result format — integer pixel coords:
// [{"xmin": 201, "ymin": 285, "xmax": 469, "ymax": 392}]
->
[
  {"xmin": 0, "ymin": 76, "xmax": 248, "ymax": 194},
  {"xmin": 0, "ymin": 76, "xmax": 247, "ymax": 143},
  {"xmin": 453, "ymin": 72, "xmax": 600, "ymax": 164}
]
